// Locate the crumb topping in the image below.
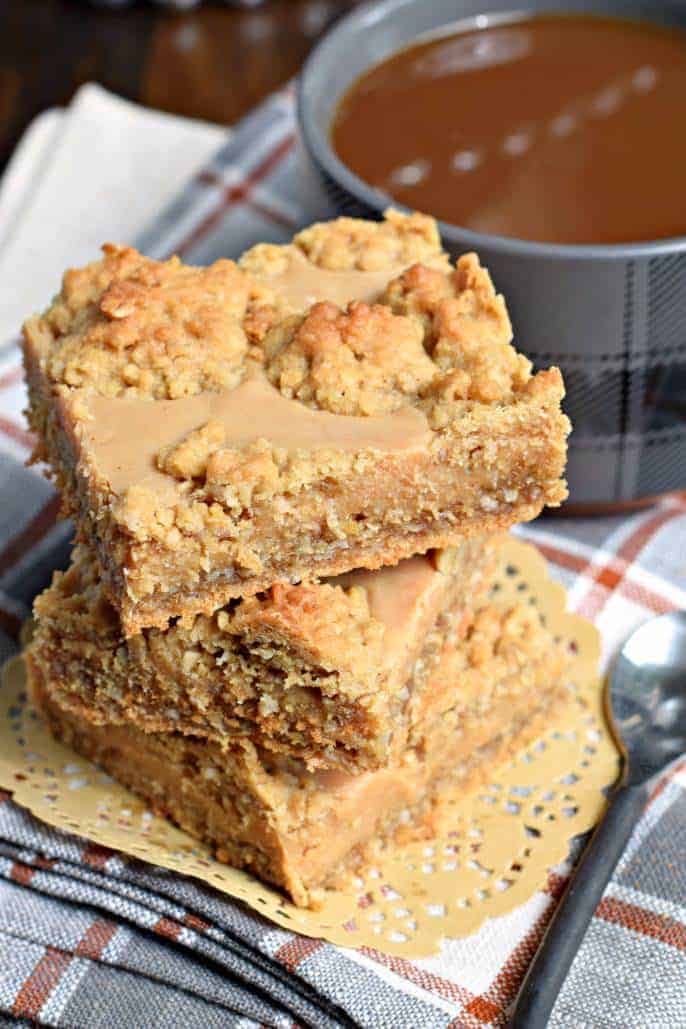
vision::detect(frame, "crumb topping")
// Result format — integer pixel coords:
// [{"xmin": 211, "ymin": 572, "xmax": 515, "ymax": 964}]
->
[
  {"xmin": 24, "ymin": 244, "xmax": 252, "ymax": 399},
  {"xmin": 237, "ymin": 209, "xmax": 444, "ymax": 343},
  {"xmin": 464, "ymin": 604, "xmax": 551, "ymax": 669},
  {"xmin": 157, "ymin": 419, "xmax": 227, "ymax": 479},
  {"xmin": 291, "ymin": 209, "xmax": 441, "ymax": 271},
  {"xmin": 263, "ymin": 301, "xmax": 436, "ymax": 415},
  {"xmin": 256, "ymin": 251, "xmax": 540, "ymax": 420},
  {"xmin": 232, "ymin": 580, "xmax": 385, "ymax": 671},
  {"xmin": 22, "ymin": 219, "xmax": 533, "ymax": 414}
]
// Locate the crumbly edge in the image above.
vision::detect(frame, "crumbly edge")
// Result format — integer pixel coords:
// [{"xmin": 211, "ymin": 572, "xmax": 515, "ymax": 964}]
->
[
  {"xmin": 67, "ymin": 425, "xmax": 560, "ymax": 636},
  {"xmin": 29, "ymin": 655, "xmax": 569, "ymax": 908},
  {"xmin": 28, "ymin": 656, "xmax": 302, "ymax": 902},
  {"xmin": 27, "ymin": 597, "xmax": 568, "ymax": 908},
  {"xmin": 30, "ymin": 539, "xmax": 499, "ymax": 770}
]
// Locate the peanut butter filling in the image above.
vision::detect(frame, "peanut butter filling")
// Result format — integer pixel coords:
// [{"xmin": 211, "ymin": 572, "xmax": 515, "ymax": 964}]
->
[
  {"xmin": 79, "ymin": 368, "xmax": 431, "ymax": 497},
  {"xmin": 335, "ymin": 554, "xmax": 448, "ymax": 673},
  {"xmin": 251, "ymin": 245, "xmax": 447, "ymax": 309}
]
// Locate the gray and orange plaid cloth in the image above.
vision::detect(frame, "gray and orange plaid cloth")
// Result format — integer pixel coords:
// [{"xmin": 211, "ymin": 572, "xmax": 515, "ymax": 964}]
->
[{"xmin": 1, "ymin": 90, "xmax": 686, "ymax": 1028}]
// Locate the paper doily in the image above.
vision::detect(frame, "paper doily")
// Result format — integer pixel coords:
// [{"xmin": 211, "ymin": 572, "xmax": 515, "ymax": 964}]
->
[{"xmin": 0, "ymin": 539, "xmax": 619, "ymax": 957}]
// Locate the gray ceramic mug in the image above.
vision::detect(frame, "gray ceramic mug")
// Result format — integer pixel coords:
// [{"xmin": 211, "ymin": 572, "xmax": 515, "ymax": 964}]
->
[{"xmin": 298, "ymin": 0, "xmax": 686, "ymax": 508}]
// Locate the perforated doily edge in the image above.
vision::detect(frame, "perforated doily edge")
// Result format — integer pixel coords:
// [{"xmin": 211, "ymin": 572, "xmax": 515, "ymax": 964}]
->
[{"xmin": 0, "ymin": 539, "xmax": 620, "ymax": 957}]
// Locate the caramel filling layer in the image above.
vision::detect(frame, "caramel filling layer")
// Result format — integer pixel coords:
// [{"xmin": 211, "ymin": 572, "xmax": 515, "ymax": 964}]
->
[
  {"xmin": 336, "ymin": 554, "xmax": 448, "ymax": 673},
  {"xmin": 72, "ymin": 253, "xmax": 449, "ymax": 499},
  {"xmin": 252, "ymin": 246, "xmax": 447, "ymax": 309},
  {"xmin": 80, "ymin": 371, "xmax": 430, "ymax": 496}
]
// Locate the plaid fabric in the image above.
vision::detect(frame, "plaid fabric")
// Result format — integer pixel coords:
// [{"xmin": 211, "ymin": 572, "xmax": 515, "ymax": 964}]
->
[{"xmin": 1, "ymin": 89, "xmax": 686, "ymax": 1028}]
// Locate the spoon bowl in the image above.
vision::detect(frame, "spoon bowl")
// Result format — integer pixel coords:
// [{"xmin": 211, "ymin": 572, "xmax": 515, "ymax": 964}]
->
[{"xmin": 610, "ymin": 611, "xmax": 686, "ymax": 783}]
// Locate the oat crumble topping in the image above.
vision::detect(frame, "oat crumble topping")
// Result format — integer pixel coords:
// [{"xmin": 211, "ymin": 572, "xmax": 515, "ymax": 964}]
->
[
  {"xmin": 25, "ymin": 244, "xmax": 253, "ymax": 400},
  {"xmin": 263, "ymin": 301, "xmax": 435, "ymax": 416}
]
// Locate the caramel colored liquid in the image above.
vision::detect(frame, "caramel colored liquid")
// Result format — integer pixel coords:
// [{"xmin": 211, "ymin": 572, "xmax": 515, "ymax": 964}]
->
[{"xmin": 332, "ymin": 14, "xmax": 686, "ymax": 244}]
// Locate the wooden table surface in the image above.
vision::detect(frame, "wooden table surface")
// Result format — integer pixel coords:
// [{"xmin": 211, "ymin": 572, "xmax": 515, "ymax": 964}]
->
[{"xmin": 0, "ymin": 0, "xmax": 355, "ymax": 172}]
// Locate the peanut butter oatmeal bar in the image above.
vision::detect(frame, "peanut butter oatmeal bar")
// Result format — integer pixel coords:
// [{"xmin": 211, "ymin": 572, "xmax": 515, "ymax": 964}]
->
[
  {"xmin": 29, "ymin": 538, "xmax": 498, "ymax": 772},
  {"xmin": 23, "ymin": 210, "xmax": 569, "ymax": 633},
  {"xmin": 28, "ymin": 600, "xmax": 568, "ymax": 907}
]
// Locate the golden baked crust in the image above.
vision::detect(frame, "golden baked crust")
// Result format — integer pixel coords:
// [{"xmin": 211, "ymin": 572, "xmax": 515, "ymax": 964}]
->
[
  {"xmin": 262, "ymin": 252, "xmax": 534, "ymax": 421},
  {"xmin": 29, "ymin": 594, "xmax": 568, "ymax": 907},
  {"xmin": 24, "ymin": 245, "xmax": 254, "ymax": 400},
  {"xmin": 24, "ymin": 210, "xmax": 443, "ymax": 408},
  {"xmin": 29, "ymin": 537, "xmax": 498, "ymax": 770},
  {"xmin": 240, "ymin": 209, "xmax": 441, "ymax": 274},
  {"xmin": 22, "ymin": 210, "xmax": 569, "ymax": 632},
  {"xmin": 264, "ymin": 300, "xmax": 436, "ymax": 416}
]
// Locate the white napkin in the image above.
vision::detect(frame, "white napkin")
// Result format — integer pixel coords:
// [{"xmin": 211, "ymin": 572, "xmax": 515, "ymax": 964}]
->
[{"xmin": 0, "ymin": 83, "xmax": 227, "ymax": 346}]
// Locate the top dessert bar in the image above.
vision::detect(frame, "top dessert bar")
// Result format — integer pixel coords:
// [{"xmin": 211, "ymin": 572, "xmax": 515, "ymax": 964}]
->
[{"xmin": 23, "ymin": 210, "xmax": 569, "ymax": 633}]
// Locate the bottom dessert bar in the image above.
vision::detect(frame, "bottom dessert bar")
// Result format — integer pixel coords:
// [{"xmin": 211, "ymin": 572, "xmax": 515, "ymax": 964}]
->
[{"xmin": 28, "ymin": 602, "xmax": 567, "ymax": 907}]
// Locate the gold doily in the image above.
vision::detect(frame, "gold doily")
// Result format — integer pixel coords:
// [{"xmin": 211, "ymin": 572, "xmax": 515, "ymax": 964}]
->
[{"xmin": 0, "ymin": 539, "xmax": 619, "ymax": 957}]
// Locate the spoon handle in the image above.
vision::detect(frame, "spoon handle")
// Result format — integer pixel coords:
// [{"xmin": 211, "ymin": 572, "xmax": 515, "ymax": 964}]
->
[{"xmin": 510, "ymin": 782, "xmax": 647, "ymax": 1028}]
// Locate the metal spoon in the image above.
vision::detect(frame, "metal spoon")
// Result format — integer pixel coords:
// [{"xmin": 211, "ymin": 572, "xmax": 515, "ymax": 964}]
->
[{"xmin": 511, "ymin": 610, "xmax": 686, "ymax": 1028}]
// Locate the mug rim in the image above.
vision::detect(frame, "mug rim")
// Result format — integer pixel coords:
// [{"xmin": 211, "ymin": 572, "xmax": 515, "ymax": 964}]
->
[{"xmin": 298, "ymin": 0, "xmax": 686, "ymax": 262}]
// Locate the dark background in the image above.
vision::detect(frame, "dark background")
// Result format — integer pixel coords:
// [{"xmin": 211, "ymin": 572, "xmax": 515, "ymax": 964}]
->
[{"xmin": 0, "ymin": 0, "xmax": 356, "ymax": 172}]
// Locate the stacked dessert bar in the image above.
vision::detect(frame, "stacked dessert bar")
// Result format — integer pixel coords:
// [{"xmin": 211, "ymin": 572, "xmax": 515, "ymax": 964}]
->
[{"xmin": 23, "ymin": 211, "xmax": 570, "ymax": 906}]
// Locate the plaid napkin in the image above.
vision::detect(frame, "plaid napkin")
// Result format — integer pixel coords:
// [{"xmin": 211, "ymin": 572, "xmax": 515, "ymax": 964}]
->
[{"xmin": 1, "ymin": 88, "xmax": 686, "ymax": 1028}]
